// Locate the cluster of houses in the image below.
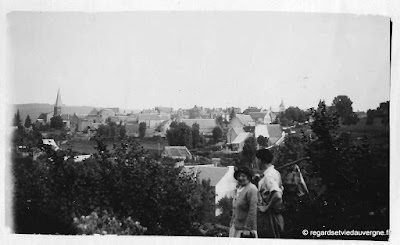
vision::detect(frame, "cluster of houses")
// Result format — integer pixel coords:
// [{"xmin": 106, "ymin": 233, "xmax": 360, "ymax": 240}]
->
[{"xmin": 37, "ymin": 90, "xmax": 286, "ymax": 147}]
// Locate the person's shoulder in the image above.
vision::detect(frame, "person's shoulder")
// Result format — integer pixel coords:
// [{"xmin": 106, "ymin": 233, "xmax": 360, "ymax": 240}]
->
[
  {"xmin": 269, "ymin": 166, "xmax": 281, "ymax": 177},
  {"xmin": 247, "ymin": 183, "xmax": 258, "ymax": 192}
]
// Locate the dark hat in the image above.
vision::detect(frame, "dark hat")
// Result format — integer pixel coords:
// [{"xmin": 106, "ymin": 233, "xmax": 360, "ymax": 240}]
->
[
  {"xmin": 256, "ymin": 148, "xmax": 274, "ymax": 163},
  {"xmin": 234, "ymin": 166, "xmax": 253, "ymax": 180}
]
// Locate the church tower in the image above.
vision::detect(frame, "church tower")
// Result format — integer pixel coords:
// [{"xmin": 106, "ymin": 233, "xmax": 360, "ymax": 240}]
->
[
  {"xmin": 54, "ymin": 89, "xmax": 62, "ymax": 116},
  {"xmin": 279, "ymin": 99, "xmax": 285, "ymax": 112}
]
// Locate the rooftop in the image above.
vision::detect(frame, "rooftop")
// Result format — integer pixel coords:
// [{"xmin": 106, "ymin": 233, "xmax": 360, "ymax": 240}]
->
[{"xmin": 182, "ymin": 165, "xmax": 229, "ymax": 186}]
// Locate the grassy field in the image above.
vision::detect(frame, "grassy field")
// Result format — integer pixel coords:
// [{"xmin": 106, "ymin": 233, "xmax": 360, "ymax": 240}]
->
[{"xmin": 59, "ymin": 137, "xmax": 168, "ymax": 155}]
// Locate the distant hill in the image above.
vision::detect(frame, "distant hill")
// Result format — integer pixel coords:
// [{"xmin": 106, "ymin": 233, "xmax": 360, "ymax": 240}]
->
[{"xmin": 11, "ymin": 104, "xmax": 96, "ymax": 121}]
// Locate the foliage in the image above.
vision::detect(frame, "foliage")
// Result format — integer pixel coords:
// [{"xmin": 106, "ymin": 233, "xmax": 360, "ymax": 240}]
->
[
  {"xmin": 73, "ymin": 210, "xmax": 147, "ymax": 235},
  {"xmin": 271, "ymin": 100, "xmax": 388, "ymax": 240},
  {"xmin": 13, "ymin": 137, "xmax": 216, "ymax": 235},
  {"xmin": 192, "ymin": 123, "xmax": 201, "ymax": 149},
  {"xmin": 13, "ymin": 110, "xmax": 22, "ymax": 127},
  {"xmin": 212, "ymin": 127, "xmax": 223, "ymax": 143},
  {"xmin": 166, "ymin": 122, "xmax": 193, "ymax": 149},
  {"xmin": 97, "ymin": 124, "xmax": 124, "ymax": 140},
  {"xmin": 257, "ymin": 135, "xmax": 268, "ymax": 147},
  {"xmin": 331, "ymin": 95, "xmax": 359, "ymax": 125},
  {"xmin": 189, "ymin": 105, "xmax": 202, "ymax": 119},
  {"xmin": 215, "ymin": 116, "xmax": 224, "ymax": 127},
  {"xmin": 366, "ymin": 101, "xmax": 389, "ymax": 126},
  {"xmin": 228, "ymin": 107, "xmax": 236, "ymax": 121},
  {"xmin": 24, "ymin": 115, "xmax": 32, "ymax": 128},
  {"xmin": 240, "ymin": 137, "xmax": 257, "ymax": 169},
  {"xmin": 279, "ymin": 107, "xmax": 308, "ymax": 126},
  {"xmin": 216, "ymin": 196, "xmax": 233, "ymax": 227},
  {"xmin": 139, "ymin": 122, "xmax": 146, "ymax": 138},
  {"xmin": 119, "ymin": 125, "xmax": 126, "ymax": 138},
  {"xmin": 50, "ymin": 115, "xmax": 64, "ymax": 130}
]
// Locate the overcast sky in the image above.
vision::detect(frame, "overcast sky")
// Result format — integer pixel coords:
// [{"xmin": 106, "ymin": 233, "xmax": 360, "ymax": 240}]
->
[{"xmin": 7, "ymin": 12, "xmax": 390, "ymax": 111}]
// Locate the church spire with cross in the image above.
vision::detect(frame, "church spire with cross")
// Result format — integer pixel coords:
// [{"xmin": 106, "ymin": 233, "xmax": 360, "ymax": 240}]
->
[{"xmin": 54, "ymin": 88, "xmax": 62, "ymax": 116}]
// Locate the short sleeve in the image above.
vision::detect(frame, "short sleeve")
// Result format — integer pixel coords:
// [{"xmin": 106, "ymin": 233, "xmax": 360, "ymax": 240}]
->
[{"xmin": 265, "ymin": 176, "xmax": 281, "ymax": 194}]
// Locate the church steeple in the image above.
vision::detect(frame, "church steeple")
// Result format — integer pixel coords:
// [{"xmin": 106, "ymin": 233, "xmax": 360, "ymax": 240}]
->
[
  {"xmin": 54, "ymin": 89, "xmax": 62, "ymax": 116},
  {"xmin": 279, "ymin": 99, "xmax": 285, "ymax": 112}
]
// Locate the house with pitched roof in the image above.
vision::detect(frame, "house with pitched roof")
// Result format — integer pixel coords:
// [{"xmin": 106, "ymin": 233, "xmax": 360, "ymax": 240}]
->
[
  {"xmin": 227, "ymin": 127, "xmax": 244, "ymax": 144},
  {"xmin": 155, "ymin": 106, "xmax": 173, "ymax": 114},
  {"xmin": 181, "ymin": 119, "xmax": 217, "ymax": 135},
  {"xmin": 230, "ymin": 114, "xmax": 255, "ymax": 128},
  {"xmin": 255, "ymin": 124, "xmax": 270, "ymax": 139},
  {"xmin": 138, "ymin": 114, "xmax": 164, "ymax": 129},
  {"xmin": 156, "ymin": 119, "xmax": 172, "ymax": 137},
  {"xmin": 266, "ymin": 124, "xmax": 285, "ymax": 146},
  {"xmin": 162, "ymin": 146, "xmax": 192, "ymax": 160},
  {"xmin": 231, "ymin": 132, "xmax": 251, "ymax": 152}
]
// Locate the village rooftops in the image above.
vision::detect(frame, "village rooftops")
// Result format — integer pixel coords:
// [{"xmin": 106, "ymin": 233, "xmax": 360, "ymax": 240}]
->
[
  {"xmin": 267, "ymin": 124, "xmax": 284, "ymax": 145},
  {"xmin": 255, "ymin": 124, "xmax": 270, "ymax": 138},
  {"xmin": 138, "ymin": 114, "xmax": 163, "ymax": 121},
  {"xmin": 232, "ymin": 132, "xmax": 251, "ymax": 144},
  {"xmin": 233, "ymin": 114, "xmax": 254, "ymax": 126},
  {"xmin": 181, "ymin": 165, "xmax": 229, "ymax": 186},
  {"xmin": 181, "ymin": 119, "xmax": 217, "ymax": 130},
  {"xmin": 162, "ymin": 146, "xmax": 192, "ymax": 159}
]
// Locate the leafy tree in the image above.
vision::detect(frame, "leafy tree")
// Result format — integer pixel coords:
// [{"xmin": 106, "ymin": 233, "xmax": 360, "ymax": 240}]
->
[
  {"xmin": 110, "ymin": 126, "xmax": 116, "ymax": 139},
  {"xmin": 189, "ymin": 106, "xmax": 202, "ymax": 119},
  {"xmin": 303, "ymin": 100, "xmax": 388, "ymax": 237},
  {"xmin": 215, "ymin": 116, "xmax": 224, "ymax": 127},
  {"xmin": 13, "ymin": 110, "xmax": 22, "ymax": 127},
  {"xmin": 192, "ymin": 123, "xmax": 200, "ymax": 149},
  {"xmin": 241, "ymin": 137, "xmax": 257, "ymax": 169},
  {"xmin": 331, "ymin": 95, "xmax": 359, "ymax": 125},
  {"xmin": 216, "ymin": 196, "xmax": 234, "ymax": 227},
  {"xmin": 166, "ymin": 122, "xmax": 193, "ymax": 149},
  {"xmin": 24, "ymin": 115, "xmax": 32, "ymax": 128},
  {"xmin": 97, "ymin": 125, "xmax": 110, "ymax": 138},
  {"xmin": 229, "ymin": 107, "xmax": 236, "ymax": 121},
  {"xmin": 257, "ymin": 135, "xmax": 268, "ymax": 147},
  {"xmin": 279, "ymin": 107, "xmax": 308, "ymax": 126},
  {"xmin": 366, "ymin": 101, "xmax": 389, "ymax": 126},
  {"xmin": 212, "ymin": 127, "xmax": 223, "ymax": 143},
  {"xmin": 50, "ymin": 115, "xmax": 64, "ymax": 129},
  {"xmin": 119, "ymin": 125, "xmax": 126, "ymax": 139},
  {"xmin": 139, "ymin": 122, "xmax": 147, "ymax": 138}
]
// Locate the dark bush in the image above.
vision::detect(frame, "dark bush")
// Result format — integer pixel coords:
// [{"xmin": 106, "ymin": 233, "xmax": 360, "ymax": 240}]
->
[{"xmin": 13, "ymin": 138, "xmax": 215, "ymax": 235}]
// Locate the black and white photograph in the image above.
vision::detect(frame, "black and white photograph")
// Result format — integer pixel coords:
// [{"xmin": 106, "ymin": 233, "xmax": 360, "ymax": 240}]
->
[{"xmin": 1, "ymin": 1, "xmax": 398, "ymax": 244}]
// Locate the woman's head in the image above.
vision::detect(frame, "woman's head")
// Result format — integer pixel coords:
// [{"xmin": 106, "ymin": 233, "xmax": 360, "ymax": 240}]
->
[{"xmin": 234, "ymin": 166, "xmax": 253, "ymax": 186}]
